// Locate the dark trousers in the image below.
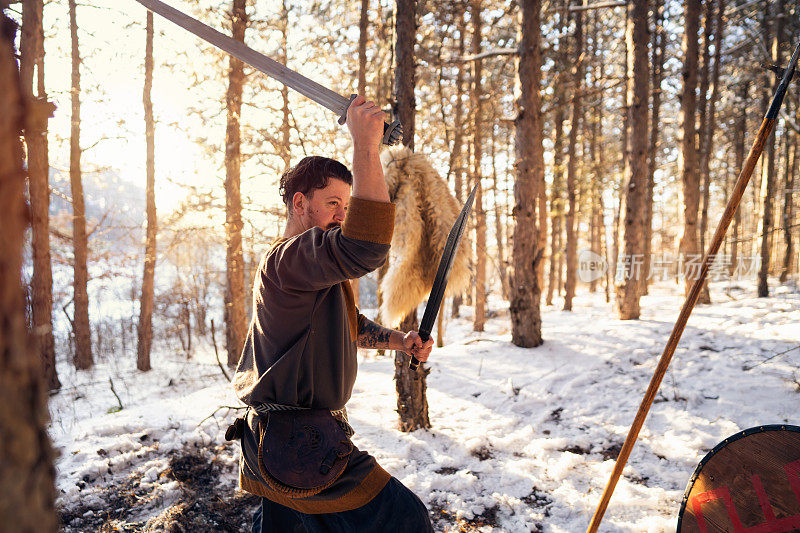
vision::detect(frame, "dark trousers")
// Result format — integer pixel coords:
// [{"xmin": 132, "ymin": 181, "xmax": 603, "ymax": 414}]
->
[{"xmin": 252, "ymin": 477, "xmax": 433, "ymax": 533}]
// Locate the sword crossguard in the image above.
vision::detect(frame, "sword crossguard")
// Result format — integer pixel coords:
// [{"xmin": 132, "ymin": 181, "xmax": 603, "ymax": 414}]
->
[
  {"xmin": 338, "ymin": 94, "xmax": 403, "ymax": 146},
  {"xmin": 337, "ymin": 94, "xmax": 358, "ymax": 125}
]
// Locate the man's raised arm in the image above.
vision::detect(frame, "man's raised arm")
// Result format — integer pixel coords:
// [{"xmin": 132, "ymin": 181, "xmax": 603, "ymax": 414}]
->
[{"xmin": 346, "ymin": 95, "xmax": 390, "ymax": 203}]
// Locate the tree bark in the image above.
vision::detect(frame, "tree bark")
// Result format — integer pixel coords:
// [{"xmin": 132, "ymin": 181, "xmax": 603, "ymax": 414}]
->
[
  {"xmin": 547, "ymin": 7, "xmax": 567, "ymax": 306},
  {"xmin": 137, "ymin": 11, "xmax": 156, "ymax": 372},
  {"xmin": 697, "ymin": 0, "xmax": 712, "ymax": 254},
  {"xmin": 730, "ymin": 83, "xmax": 747, "ymax": 277},
  {"xmin": 642, "ymin": 0, "xmax": 664, "ymax": 297},
  {"xmin": 780, "ymin": 117, "xmax": 795, "ymax": 282},
  {"xmin": 69, "ymin": 0, "xmax": 92, "ymax": 369},
  {"xmin": 354, "ymin": 0, "xmax": 369, "ymax": 307},
  {"xmin": 392, "ymin": 0, "xmax": 428, "ymax": 432},
  {"xmin": 358, "ymin": 0, "xmax": 368, "ymax": 97},
  {"xmin": 393, "ymin": 312, "xmax": 429, "ymax": 431},
  {"xmin": 678, "ymin": 0, "xmax": 703, "ymax": 301},
  {"xmin": 0, "ymin": 14, "xmax": 57, "ymax": 527},
  {"xmin": 224, "ymin": 0, "xmax": 248, "ymax": 367},
  {"xmin": 451, "ymin": 6, "xmax": 466, "ymax": 318},
  {"xmin": 588, "ymin": 10, "xmax": 600, "ymax": 295},
  {"xmin": 563, "ymin": 0, "xmax": 584, "ymax": 311},
  {"xmin": 612, "ymin": 5, "xmax": 628, "ymax": 288},
  {"xmin": 279, "ymin": 0, "xmax": 291, "ymax": 172},
  {"xmin": 615, "ymin": 0, "xmax": 649, "ymax": 320},
  {"xmin": 491, "ymin": 126, "xmax": 508, "ymax": 299},
  {"xmin": 21, "ymin": 0, "xmax": 59, "ymax": 389},
  {"xmin": 471, "ymin": 0, "xmax": 486, "ymax": 332},
  {"xmin": 757, "ymin": 0, "xmax": 783, "ymax": 297},
  {"xmin": 510, "ymin": 0, "xmax": 545, "ymax": 347},
  {"xmin": 701, "ymin": 0, "xmax": 725, "ymax": 293},
  {"xmin": 393, "ymin": 0, "xmax": 415, "ymax": 151}
]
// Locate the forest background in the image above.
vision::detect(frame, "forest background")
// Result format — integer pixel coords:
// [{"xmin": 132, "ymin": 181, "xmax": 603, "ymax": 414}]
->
[{"xmin": 1, "ymin": 0, "xmax": 800, "ymax": 529}]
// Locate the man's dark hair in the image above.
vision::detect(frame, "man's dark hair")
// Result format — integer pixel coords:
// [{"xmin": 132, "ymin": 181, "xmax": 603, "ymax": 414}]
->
[{"xmin": 279, "ymin": 156, "xmax": 352, "ymax": 211}]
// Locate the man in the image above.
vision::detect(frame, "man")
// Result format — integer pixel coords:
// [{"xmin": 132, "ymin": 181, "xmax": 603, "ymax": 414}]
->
[{"xmin": 232, "ymin": 95, "xmax": 435, "ymax": 532}]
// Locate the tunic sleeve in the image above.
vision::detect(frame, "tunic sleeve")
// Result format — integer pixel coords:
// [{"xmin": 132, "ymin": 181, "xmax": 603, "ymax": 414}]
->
[{"xmin": 265, "ymin": 198, "xmax": 395, "ymax": 292}]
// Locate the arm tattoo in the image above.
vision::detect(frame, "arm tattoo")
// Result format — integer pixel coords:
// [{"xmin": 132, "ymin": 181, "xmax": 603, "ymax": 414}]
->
[{"xmin": 357, "ymin": 319, "xmax": 394, "ymax": 349}]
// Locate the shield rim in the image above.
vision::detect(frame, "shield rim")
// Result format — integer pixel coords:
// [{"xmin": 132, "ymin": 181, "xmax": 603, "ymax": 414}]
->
[{"xmin": 676, "ymin": 423, "xmax": 800, "ymax": 532}]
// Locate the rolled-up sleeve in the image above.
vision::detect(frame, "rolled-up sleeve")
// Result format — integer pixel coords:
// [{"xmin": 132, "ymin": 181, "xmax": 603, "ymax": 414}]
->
[
  {"xmin": 264, "ymin": 198, "xmax": 395, "ymax": 292},
  {"xmin": 342, "ymin": 197, "xmax": 395, "ymax": 245}
]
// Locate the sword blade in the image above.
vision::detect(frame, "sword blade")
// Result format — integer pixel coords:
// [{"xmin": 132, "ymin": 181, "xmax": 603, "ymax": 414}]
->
[
  {"xmin": 134, "ymin": 0, "xmax": 350, "ymax": 117},
  {"xmin": 410, "ymin": 183, "xmax": 479, "ymax": 370}
]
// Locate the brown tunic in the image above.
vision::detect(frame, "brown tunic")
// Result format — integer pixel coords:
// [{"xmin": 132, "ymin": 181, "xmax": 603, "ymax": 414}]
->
[{"xmin": 233, "ymin": 197, "xmax": 396, "ymax": 513}]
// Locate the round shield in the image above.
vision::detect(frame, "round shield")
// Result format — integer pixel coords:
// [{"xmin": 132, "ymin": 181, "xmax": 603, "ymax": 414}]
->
[{"xmin": 677, "ymin": 424, "xmax": 800, "ymax": 532}]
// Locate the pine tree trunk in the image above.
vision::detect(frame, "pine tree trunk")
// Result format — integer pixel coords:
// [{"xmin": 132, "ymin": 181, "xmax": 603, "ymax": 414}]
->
[
  {"xmin": 393, "ymin": 0, "xmax": 415, "ymax": 151},
  {"xmin": 69, "ymin": 0, "xmax": 92, "ymax": 369},
  {"xmin": 678, "ymin": 0, "xmax": 703, "ymax": 301},
  {"xmin": 137, "ymin": 11, "xmax": 156, "ymax": 372},
  {"xmin": 353, "ymin": 0, "xmax": 369, "ymax": 307},
  {"xmin": 224, "ymin": 0, "xmax": 247, "ymax": 367},
  {"xmin": 757, "ymin": 0, "xmax": 783, "ymax": 296},
  {"xmin": 615, "ymin": 0, "xmax": 649, "ymax": 320},
  {"xmin": 21, "ymin": 0, "xmax": 59, "ymax": 390},
  {"xmin": 702, "ymin": 0, "xmax": 725, "ymax": 293},
  {"xmin": 471, "ymin": 0, "xmax": 486, "ymax": 332},
  {"xmin": 730, "ymin": 83, "xmax": 747, "ymax": 277},
  {"xmin": 450, "ymin": 7, "xmax": 466, "ymax": 318},
  {"xmin": 588, "ymin": 19, "xmax": 600, "ymax": 296},
  {"xmin": 358, "ymin": 0, "xmax": 368, "ymax": 96},
  {"xmin": 697, "ymin": 0, "xmax": 712, "ymax": 254},
  {"xmin": 780, "ymin": 124, "xmax": 795, "ymax": 282},
  {"xmin": 613, "ymin": 6, "xmax": 628, "ymax": 288},
  {"xmin": 0, "ymin": 17, "xmax": 57, "ymax": 527},
  {"xmin": 279, "ymin": 0, "xmax": 291, "ymax": 172},
  {"xmin": 490, "ymin": 126, "xmax": 508, "ymax": 299},
  {"xmin": 642, "ymin": 0, "xmax": 664, "ymax": 298},
  {"xmin": 393, "ymin": 312, "xmax": 430, "ymax": 431},
  {"xmin": 392, "ymin": 0, "xmax": 428, "ymax": 431},
  {"xmin": 563, "ymin": 0, "xmax": 583, "ymax": 311},
  {"xmin": 510, "ymin": 0, "xmax": 545, "ymax": 347},
  {"xmin": 547, "ymin": 19, "xmax": 566, "ymax": 307}
]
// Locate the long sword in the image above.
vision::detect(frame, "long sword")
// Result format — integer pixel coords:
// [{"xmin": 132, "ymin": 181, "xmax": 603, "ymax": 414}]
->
[
  {"xmin": 133, "ymin": 0, "xmax": 402, "ymax": 145},
  {"xmin": 410, "ymin": 183, "xmax": 478, "ymax": 371}
]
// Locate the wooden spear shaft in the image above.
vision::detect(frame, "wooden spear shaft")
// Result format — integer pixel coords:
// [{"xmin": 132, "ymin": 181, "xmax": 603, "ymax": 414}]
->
[{"xmin": 587, "ymin": 41, "xmax": 800, "ymax": 533}]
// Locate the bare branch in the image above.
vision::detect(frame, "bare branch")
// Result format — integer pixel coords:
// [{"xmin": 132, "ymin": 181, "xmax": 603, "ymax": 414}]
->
[{"xmin": 451, "ymin": 48, "xmax": 517, "ymax": 63}]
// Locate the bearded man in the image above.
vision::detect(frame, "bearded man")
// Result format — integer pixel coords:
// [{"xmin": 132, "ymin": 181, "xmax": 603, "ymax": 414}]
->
[{"xmin": 232, "ymin": 95, "xmax": 434, "ymax": 532}]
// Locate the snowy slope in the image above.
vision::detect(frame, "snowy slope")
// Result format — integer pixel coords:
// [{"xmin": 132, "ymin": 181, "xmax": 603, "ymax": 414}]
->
[{"xmin": 50, "ymin": 280, "xmax": 800, "ymax": 532}]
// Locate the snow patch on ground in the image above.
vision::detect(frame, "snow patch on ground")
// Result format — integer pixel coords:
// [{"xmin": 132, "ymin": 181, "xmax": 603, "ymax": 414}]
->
[{"xmin": 51, "ymin": 280, "xmax": 800, "ymax": 531}]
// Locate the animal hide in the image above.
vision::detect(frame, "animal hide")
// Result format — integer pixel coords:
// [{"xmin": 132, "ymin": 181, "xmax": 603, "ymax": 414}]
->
[{"xmin": 378, "ymin": 146, "xmax": 471, "ymax": 327}]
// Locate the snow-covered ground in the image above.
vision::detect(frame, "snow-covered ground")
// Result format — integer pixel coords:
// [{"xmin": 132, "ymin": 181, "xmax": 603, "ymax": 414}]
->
[{"xmin": 50, "ymin": 280, "xmax": 800, "ymax": 532}]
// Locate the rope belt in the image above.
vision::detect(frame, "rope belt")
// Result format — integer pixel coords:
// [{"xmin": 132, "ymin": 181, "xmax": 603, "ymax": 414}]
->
[{"xmin": 253, "ymin": 402, "xmax": 353, "ymax": 437}]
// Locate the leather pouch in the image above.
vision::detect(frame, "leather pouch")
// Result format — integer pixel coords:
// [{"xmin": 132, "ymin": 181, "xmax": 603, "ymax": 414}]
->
[{"xmin": 257, "ymin": 409, "xmax": 353, "ymax": 498}]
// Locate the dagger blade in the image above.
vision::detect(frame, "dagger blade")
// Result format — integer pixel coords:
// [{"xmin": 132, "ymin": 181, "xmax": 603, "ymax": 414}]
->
[{"xmin": 410, "ymin": 183, "xmax": 479, "ymax": 370}]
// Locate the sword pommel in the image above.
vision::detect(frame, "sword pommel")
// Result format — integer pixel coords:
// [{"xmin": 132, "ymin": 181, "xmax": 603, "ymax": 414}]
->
[{"xmin": 382, "ymin": 120, "xmax": 403, "ymax": 146}]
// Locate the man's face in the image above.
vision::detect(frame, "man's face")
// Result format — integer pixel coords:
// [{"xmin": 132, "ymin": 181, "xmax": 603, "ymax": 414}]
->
[{"xmin": 293, "ymin": 178, "xmax": 351, "ymax": 231}]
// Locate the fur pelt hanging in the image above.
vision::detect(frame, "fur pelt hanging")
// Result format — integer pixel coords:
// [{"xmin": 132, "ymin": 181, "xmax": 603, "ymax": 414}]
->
[{"xmin": 378, "ymin": 146, "xmax": 470, "ymax": 327}]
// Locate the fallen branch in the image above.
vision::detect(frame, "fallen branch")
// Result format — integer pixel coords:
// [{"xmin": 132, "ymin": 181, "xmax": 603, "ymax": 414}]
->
[
  {"xmin": 196, "ymin": 404, "xmax": 247, "ymax": 429},
  {"xmin": 210, "ymin": 319, "xmax": 232, "ymax": 382},
  {"xmin": 108, "ymin": 377, "xmax": 124, "ymax": 413},
  {"xmin": 743, "ymin": 344, "xmax": 800, "ymax": 371}
]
